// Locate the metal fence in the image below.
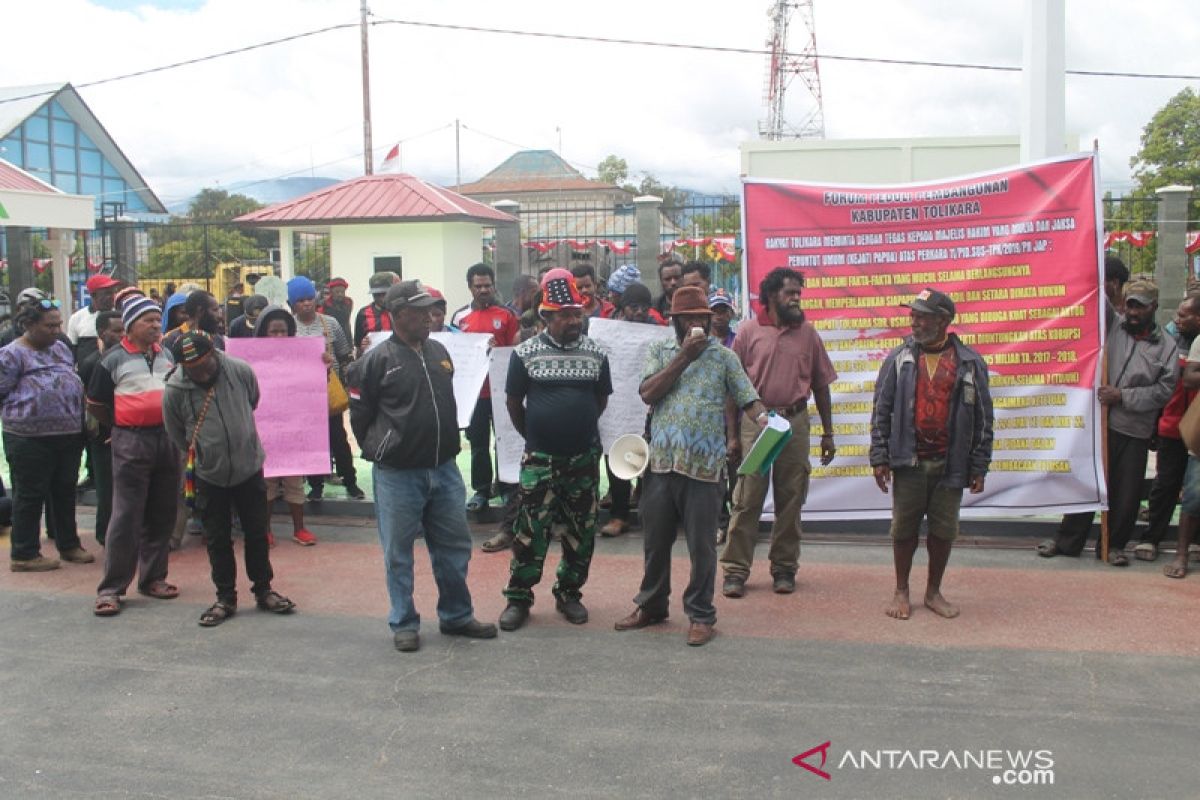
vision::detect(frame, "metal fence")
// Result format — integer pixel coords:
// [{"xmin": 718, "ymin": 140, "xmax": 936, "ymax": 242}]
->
[
  {"xmin": 1102, "ymin": 194, "xmax": 1160, "ymax": 275},
  {"xmin": 80, "ymin": 221, "xmax": 329, "ymax": 302}
]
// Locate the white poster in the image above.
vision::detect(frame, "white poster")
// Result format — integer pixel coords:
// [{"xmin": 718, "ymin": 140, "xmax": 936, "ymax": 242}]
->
[
  {"xmin": 587, "ymin": 317, "xmax": 675, "ymax": 451},
  {"xmin": 488, "ymin": 347, "xmax": 525, "ymax": 484},
  {"xmin": 368, "ymin": 331, "xmax": 492, "ymax": 430}
]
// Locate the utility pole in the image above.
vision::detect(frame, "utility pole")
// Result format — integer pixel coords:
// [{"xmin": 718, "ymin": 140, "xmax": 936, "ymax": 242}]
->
[
  {"xmin": 455, "ymin": 119, "xmax": 461, "ymax": 192},
  {"xmin": 360, "ymin": 0, "xmax": 374, "ymax": 175}
]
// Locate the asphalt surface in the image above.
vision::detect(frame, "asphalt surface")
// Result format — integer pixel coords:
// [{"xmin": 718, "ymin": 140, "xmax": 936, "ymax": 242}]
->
[{"xmin": 1, "ymin": 511, "xmax": 1197, "ymax": 800}]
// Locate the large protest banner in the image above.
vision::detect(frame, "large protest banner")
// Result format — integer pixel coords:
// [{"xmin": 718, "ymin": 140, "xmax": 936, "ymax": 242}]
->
[
  {"xmin": 742, "ymin": 153, "xmax": 1105, "ymax": 519},
  {"xmin": 226, "ymin": 337, "xmax": 330, "ymax": 478}
]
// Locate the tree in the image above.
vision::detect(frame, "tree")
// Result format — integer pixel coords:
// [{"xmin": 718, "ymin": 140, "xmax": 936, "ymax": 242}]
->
[
  {"xmin": 597, "ymin": 155, "xmax": 629, "ymax": 186},
  {"xmin": 1130, "ymin": 88, "xmax": 1200, "ymax": 193},
  {"xmin": 187, "ymin": 188, "xmax": 264, "ymax": 221}
]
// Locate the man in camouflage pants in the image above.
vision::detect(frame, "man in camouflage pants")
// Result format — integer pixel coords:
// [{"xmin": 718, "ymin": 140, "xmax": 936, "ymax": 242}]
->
[{"xmin": 498, "ymin": 269, "xmax": 613, "ymax": 631}]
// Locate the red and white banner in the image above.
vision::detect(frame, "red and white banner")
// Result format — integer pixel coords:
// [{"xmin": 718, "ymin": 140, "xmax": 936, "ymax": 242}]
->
[{"xmin": 742, "ymin": 153, "xmax": 1105, "ymax": 519}]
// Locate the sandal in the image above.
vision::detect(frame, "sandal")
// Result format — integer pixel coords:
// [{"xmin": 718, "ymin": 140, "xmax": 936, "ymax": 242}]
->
[
  {"xmin": 198, "ymin": 601, "xmax": 236, "ymax": 627},
  {"xmin": 139, "ymin": 581, "xmax": 180, "ymax": 600},
  {"xmin": 1133, "ymin": 542, "xmax": 1158, "ymax": 562},
  {"xmin": 481, "ymin": 530, "xmax": 514, "ymax": 553},
  {"xmin": 1107, "ymin": 551, "xmax": 1130, "ymax": 567},
  {"xmin": 1036, "ymin": 540, "xmax": 1061, "ymax": 558},
  {"xmin": 93, "ymin": 595, "xmax": 122, "ymax": 617},
  {"xmin": 255, "ymin": 590, "xmax": 296, "ymax": 614}
]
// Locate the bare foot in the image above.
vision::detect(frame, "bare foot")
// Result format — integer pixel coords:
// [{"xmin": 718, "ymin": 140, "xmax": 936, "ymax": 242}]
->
[
  {"xmin": 924, "ymin": 591, "xmax": 959, "ymax": 619},
  {"xmin": 885, "ymin": 589, "xmax": 911, "ymax": 620},
  {"xmin": 1163, "ymin": 558, "xmax": 1188, "ymax": 579}
]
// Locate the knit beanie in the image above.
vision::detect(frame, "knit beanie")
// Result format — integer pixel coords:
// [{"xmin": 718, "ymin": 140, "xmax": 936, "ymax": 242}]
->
[
  {"xmin": 287, "ymin": 276, "xmax": 317, "ymax": 307},
  {"xmin": 122, "ymin": 296, "xmax": 161, "ymax": 329}
]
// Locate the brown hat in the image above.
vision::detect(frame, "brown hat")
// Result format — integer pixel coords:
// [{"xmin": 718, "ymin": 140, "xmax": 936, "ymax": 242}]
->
[
  {"xmin": 668, "ymin": 285, "xmax": 713, "ymax": 316},
  {"xmin": 1123, "ymin": 278, "xmax": 1159, "ymax": 306}
]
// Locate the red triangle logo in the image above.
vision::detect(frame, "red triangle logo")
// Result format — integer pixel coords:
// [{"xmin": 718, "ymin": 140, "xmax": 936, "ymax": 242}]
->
[{"xmin": 792, "ymin": 741, "xmax": 832, "ymax": 780}]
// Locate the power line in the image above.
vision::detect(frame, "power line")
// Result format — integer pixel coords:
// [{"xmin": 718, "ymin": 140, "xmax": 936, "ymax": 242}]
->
[
  {"xmin": 2, "ymin": 16, "xmax": 1195, "ymax": 110},
  {"xmin": 0, "ymin": 23, "xmax": 358, "ymax": 106},
  {"xmin": 371, "ymin": 18, "xmax": 1200, "ymax": 81}
]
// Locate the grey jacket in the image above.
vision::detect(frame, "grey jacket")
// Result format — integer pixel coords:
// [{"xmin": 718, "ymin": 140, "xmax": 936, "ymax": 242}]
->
[
  {"xmin": 869, "ymin": 333, "xmax": 994, "ymax": 489},
  {"xmin": 1104, "ymin": 320, "xmax": 1178, "ymax": 440},
  {"xmin": 163, "ymin": 351, "xmax": 266, "ymax": 488}
]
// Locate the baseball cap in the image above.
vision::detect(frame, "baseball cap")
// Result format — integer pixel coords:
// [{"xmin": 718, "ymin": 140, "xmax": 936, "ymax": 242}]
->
[
  {"xmin": 903, "ymin": 288, "xmax": 956, "ymax": 319},
  {"xmin": 385, "ymin": 280, "xmax": 438, "ymax": 311},
  {"xmin": 86, "ymin": 274, "xmax": 121, "ymax": 294},
  {"xmin": 1123, "ymin": 278, "xmax": 1159, "ymax": 306},
  {"xmin": 369, "ymin": 272, "xmax": 400, "ymax": 293},
  {"xmin": 708, "ymin": 288, "xmax": 734, "ymax": 310}
]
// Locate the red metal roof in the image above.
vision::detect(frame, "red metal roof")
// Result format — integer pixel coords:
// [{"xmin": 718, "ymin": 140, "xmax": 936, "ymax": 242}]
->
[
  {"xmin": 0, "ymin": 159, "xmax": 59, "ymax": 193},
  {"xmin": 235, "ymin": 173, "xmax": 517, "ymax": 226}
]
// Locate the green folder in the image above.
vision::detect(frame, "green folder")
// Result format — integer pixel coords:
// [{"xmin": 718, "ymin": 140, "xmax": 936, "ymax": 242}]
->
[{"xmin": 737, "ymin": 413, "xmax": 792, "ymax": 476}]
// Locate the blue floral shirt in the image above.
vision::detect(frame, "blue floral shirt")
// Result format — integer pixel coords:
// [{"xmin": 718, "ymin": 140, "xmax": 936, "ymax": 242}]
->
[{"xmin": 642, "ymin": 337, "xmax": 758, "ymax": 482}]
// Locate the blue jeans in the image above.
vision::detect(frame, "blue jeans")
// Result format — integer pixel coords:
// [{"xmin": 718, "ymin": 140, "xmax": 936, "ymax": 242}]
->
[{"xmin": 373, "ymin": 460, "xmax": 476, "ymax": 632}]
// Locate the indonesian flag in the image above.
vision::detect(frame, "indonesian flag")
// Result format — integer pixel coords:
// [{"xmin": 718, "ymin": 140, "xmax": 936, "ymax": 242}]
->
[{"xmin": 380, "ymin": 143, "xmax": 400, "ymax": 173}]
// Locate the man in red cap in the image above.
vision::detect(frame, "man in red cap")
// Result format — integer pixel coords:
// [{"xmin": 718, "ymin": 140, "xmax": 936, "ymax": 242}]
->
[
  {"xmin": 320, "ymin": 277, "xmax": 354, "ymax": 342},
  {"xmin": 68, "ymin": 274, "xmax": 122, "ymax": 365},
  {"xmin": 497, "ymin": 269, "xmax": 612, "ymax": 631}
]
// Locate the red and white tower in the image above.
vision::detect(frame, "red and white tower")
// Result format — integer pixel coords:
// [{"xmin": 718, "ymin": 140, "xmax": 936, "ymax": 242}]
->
[{"xmin": 759, "ymin": 0, "xmax": 825, "ymax": 140}]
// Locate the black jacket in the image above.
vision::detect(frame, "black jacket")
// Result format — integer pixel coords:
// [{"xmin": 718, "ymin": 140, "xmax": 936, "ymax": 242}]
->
[{"xmin": 347, "ymin": 335, "xmax": 460, "ymax": 469}]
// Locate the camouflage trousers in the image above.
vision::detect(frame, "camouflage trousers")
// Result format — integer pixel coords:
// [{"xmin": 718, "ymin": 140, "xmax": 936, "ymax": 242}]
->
[{"xmin": 503, "ymin": 446, "xmax": 601, "ymax": 605}]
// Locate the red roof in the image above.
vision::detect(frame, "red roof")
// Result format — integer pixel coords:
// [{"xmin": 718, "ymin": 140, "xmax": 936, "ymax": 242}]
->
[
  {"xmin": 235, "ymin": 173, "xmax": 517, "ymax": 226},
  {"xmin": 0, "ymin": 159, "xmax": 59, "ymax": 193}
]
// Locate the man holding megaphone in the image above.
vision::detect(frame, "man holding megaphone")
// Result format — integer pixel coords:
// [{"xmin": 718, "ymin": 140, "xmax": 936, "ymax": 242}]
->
[
  {"xmin": 498, "ymin": 270, "xmax": 613, "ymax": 632},
  {"xmin": 614, "ymin": 285, "xmax": 768, "ymax": 647}
]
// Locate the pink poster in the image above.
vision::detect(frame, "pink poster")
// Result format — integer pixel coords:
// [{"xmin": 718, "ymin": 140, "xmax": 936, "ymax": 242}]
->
[{"xmin": 226, "ymin": 337, "xmax": 330, "ymax": 478}]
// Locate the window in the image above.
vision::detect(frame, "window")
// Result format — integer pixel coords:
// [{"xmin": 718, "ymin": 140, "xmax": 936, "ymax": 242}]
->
[
  {"xmin": 23, "ymin": 114, "xmax": 49, "ymax": 142},
  {"xmin": 53, "ymin": 145, "xmax": 76, "ymax": 172},
  {"xmin": 80, "ymin": 149, "xmax": 102, "ymax": 175},
  {"xmin": 55, "ymin": 172, "xmax": 78, "ymax": 193},
  {"xmin": 52, "ymin": 118, "xmax": 75, "ymax": 146},
  {"xmin": 25, "ymin": 142, "xmax": 50, "ymax": 171},
  {"xmin": 374, "ymin": 256, "xmax": 402, "ymax": 277}
]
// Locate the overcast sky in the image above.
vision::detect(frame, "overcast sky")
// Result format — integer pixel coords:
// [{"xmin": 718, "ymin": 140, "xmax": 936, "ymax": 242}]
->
[{"xmin": 4, "ymin": 0, "xmax": 1198, "ymax": 208}]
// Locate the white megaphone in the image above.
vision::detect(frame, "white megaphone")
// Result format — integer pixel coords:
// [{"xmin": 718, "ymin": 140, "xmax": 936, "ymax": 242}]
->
[{"xmin": 609, "ymin": 434, "xmax": 649, "ymax": 481}]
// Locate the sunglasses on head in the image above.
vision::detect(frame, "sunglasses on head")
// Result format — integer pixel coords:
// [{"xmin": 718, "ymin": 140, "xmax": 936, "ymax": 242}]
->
[{"xmin": 36, "ymin": 299, "xmax": 62, "ymax": 310}]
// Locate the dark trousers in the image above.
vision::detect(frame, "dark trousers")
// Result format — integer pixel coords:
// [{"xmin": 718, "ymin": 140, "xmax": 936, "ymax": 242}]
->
[
  {"xmin": 465, "ymin": 396, "xmax": 494, "ymax": 495},
  {"xmin": 1145, "ymin": 435, "xmax": 1188, "ymax": 546},
  {"xmin": 89, "ymin": 438, "xmax": 113, "ymax": 546},
  {"xmin": 606, "ymin": 458, "xmax": 638, "ymax": 521},
  {"xmin": 1055, "ymin": 429, "xmax": 1149, "ymax": 556},
  {"xmin": 634, "ymin": 471, "xmax": 724, "ymax": 625},
  {"xmin": 308, "ymin": 414, "xmax": 357, "ymax": 492},
  {"xmin": 197, "ymin": 471, "xmax": 273, "ymax": 604},
  {"xmin": 98, "ymin": 427, "xmax": 180, "ymax": 596},
  {"xmin": 3, "ymin": 432, "xmax": 84, "ymax": 561}
]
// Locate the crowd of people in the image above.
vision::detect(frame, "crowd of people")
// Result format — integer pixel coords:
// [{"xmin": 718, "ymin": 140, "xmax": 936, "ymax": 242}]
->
[{"xmin": 0, "ymin": 252, "xmax": 1193, "ymax": 650}]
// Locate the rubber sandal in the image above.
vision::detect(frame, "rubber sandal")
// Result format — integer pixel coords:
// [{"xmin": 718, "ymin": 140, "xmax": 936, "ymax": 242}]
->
[
  {"xmin": 1036, "ymin": 540, "xmax": 1060, "ymax": 558},
  {"xmin": 1133, "ymin": 542, "xmax": 1158, "ymax": 562},
  {"xmin": 198, "ymin": 601, "xmax": 236, "ymax": 627},
  {"xmin": 139, "ymin": 581, "xmax": 180, "ymax": 600},
  {"xmin": 93, "ymin": 595, "xmax": 122, "ymax": 617},
  {"xmin": 255, "ymin": 591, "xmax": 296, "ymax": 614}
]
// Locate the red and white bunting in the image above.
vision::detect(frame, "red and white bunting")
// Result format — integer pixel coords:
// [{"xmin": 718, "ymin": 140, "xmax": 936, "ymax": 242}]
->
[{"xmin": 1103, "ymin": 230, "xmax": 1155, "ymax": 249}]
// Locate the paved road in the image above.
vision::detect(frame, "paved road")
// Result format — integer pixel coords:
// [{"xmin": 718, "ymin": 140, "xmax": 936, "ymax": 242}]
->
[{"xmin": 1, "ymin": 514, "xmax": 1197, "ymax": 799}]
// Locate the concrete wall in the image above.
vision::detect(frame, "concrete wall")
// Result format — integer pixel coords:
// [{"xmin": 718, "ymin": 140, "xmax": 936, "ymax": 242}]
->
[
  {"xmin": 327, "ymin": 222, "xmax": 484, "ymax": 313},
  {"xmin": 740, "ymin": 135, "xmax": 1078, "ymax": 184}
]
